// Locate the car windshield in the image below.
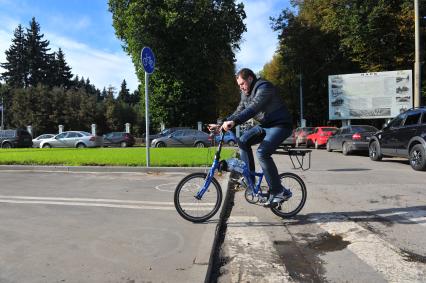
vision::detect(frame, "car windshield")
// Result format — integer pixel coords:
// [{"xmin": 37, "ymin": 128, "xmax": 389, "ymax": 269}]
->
[{"xmin": 352, "ymin": 126, "xmax": 378, "ymax": 132}]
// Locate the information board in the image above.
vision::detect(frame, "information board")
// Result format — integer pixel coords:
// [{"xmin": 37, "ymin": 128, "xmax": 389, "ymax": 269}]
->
[{"xmin": 328, "ymin": 70, "xmax": 412, "ymax": 120}]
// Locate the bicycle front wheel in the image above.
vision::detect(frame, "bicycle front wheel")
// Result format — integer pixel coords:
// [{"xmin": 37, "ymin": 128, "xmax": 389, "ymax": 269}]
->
[
  {"xmin": 174, "ymin": 173, "xmax": 222, "ymax": 223},
  {"xmin": 270, "ymin": 172, "xmax": 307, "ymax": 218}
]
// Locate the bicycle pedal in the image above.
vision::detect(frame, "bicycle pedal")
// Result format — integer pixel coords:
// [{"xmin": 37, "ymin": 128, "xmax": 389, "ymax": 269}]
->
[{"xmin": 232, "ymin": 185, "xmax": 245, "ymax": 192}]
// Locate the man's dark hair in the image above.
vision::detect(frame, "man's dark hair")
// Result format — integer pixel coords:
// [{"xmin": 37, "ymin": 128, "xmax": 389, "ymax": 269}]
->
[{"xmin": 236, "ymin": 68, "xmax": 256, "ymax": 80}]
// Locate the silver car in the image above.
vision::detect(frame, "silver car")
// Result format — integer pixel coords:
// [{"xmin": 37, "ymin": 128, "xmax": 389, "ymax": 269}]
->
[
  {"xmin": 32, "ymin": 134, "xmax": 55, "ymax": 148},
  {"xmin": 40, "ymin": 131, "xmax": 103, "ymax": 148},
  {"xmin": 151, "ymin": 129, "xmax": 212, "ymax": 148}
]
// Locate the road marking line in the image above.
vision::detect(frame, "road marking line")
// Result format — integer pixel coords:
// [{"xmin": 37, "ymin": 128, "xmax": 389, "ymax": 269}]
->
[
  {"xmin": 225, "ymin": 216, "xmax": 292, "ymax": 283},
  {"xmin": 0, "ymin": 195, "xmax": 216, "ymax": 206},
  {"xmin": 311, "ymin": 214, "xmax": 426, "ymax": 282},
  {"xmin": 0, "ymin": 199, "xmax": 176, "ymax": 210},
  {"xmin": 155, "ymin": 182, "xmax": 178, "ymax": 192},
  {"xmin": 0, "ymin": 199, "xmax": 217, "ymax": 211}
]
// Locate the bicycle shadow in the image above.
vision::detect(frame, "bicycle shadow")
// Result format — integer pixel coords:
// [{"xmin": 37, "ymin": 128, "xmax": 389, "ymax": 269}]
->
[
  {"xmin": 225, "ymin": 205, "xmax": 426, "ymax": 228},
  {"xmin": 286, "ymin": 205, "xmax": 426, "ymax": 226}
]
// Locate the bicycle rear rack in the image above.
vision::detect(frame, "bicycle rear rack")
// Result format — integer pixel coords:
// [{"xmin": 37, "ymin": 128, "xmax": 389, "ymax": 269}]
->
[{"xmin": 275, "ymin": 146, "xmax": 312, "ymax": 171}]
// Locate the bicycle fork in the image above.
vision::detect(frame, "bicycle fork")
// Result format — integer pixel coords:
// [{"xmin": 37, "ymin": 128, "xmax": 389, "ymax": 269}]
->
[{"xmin": 195, "ymin": 159, "xmax": 219, "ymax": 200}]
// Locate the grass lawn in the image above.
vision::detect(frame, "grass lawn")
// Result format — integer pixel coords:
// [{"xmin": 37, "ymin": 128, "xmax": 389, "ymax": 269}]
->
[{"xmin": 0, "ymin": 147, "xmax": 236, "ymax": 167}]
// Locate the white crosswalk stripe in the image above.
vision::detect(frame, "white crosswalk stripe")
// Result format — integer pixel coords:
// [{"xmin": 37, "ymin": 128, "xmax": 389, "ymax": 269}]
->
[
  {"xmin": 224, "ymin": 213, "xmax": 425, "ymax": 282},
  {"xmin": 310, "ymin": 214, "xmax": 425, "ymax": 282}
]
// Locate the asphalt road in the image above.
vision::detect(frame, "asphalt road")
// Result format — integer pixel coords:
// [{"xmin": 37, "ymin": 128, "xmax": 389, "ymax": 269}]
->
[
  {"xmin": 1, "ymin": 148, "xmax": 425, "ymax": 283},
  {"xmin": 218, "ymin": 148, "xmax": 426, "ymax": 282},
  {"xmin": 0, "ymin": 169, "xmax": 228, "ymax": 283}
]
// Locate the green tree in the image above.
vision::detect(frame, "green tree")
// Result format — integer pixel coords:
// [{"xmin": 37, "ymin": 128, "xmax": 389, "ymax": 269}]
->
[
  {"xmin": 1, "ymin": 25, "xmax": 27, "ymax": 88},
  {"xmin": 118, "ymin": 79, "xmax": 130, "ymax": 104},
  {"xmin": 104, "ymin": 86, "xmax": 121, "ymax": 131},
  {"xmin": 52, "ymin": 48, "xmax": 73, "ymax": 88},
  {"xmin": 108, "ymin": 0, "xmax": 246, "ymax": 127},
  {"xmin": 269, "ymin": 0, "xmax": 425, "ymax": 125},
  {"xmin": 25, "ymin": 17, "xmax": 53, "ymax": 87}
]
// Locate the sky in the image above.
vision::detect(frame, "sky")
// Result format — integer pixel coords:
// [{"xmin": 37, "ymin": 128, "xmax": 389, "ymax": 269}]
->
[{"xmin": 0, "ymin": 0, "xmax": 291, "ymax": 93}]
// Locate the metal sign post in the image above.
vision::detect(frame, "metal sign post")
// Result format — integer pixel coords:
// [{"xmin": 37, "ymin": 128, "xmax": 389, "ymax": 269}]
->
[{"xmin": 141, "ymin": 47, "xmax": 155, "ymax": 167}]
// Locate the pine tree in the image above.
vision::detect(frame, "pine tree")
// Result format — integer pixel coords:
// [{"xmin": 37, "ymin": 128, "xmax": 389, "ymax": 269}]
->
[
  {"xmin": 118, "ymin": 79, "xmax": 130, "ymax": 104},
  {"xmin": 1, "ymin": 24, "xmax": 28, "ymax": 87},
  {"xmin": 25, "ymin": 17, "xmax": 52, "ymax": 87},
  {"xmin": 53, "ymin": 48, "xmax": 73, "ymax": 88}
]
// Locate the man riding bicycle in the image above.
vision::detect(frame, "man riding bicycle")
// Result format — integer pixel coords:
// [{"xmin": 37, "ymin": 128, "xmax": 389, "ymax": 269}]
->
[{"xmin": 211, "ymin": 68, "xmax": 293, "ymax": 207}]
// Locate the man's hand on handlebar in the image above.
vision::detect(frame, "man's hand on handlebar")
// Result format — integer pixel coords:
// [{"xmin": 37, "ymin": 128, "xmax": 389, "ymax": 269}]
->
[
  {"xmin": 222, "ymin": 121, "xmax": 235, "ymax": 132},
  {"xmin": 207, "ymin": 121, "xmax": 234, "ymax": 134}
]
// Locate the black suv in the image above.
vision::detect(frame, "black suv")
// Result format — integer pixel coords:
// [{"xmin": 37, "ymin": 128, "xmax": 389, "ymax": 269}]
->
[
  {"xmin": 0, "ymin": 129, "xmax": 33, "ymax": 148},
  {"xmin": 369, "ymin": 107, "xmax": 426, "ymax": 171}
]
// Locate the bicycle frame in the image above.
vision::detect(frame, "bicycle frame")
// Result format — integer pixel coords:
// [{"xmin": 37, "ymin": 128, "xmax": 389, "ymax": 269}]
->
[
  {"xmin": 195, "ymin": 130, "xmax": 266, "ymax": 199},
  {"xmin": 195, "ymin": 131, "xmax": 225, "ymax": 199}
]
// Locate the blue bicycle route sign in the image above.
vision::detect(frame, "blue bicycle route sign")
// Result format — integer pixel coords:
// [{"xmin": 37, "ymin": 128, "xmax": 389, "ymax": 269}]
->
[{"xmin": 141, "ymin": 47, "xmax": 155, "ymax": 74}]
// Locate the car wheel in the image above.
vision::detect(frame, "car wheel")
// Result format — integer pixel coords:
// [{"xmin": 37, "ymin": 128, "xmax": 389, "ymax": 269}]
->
[
  {"xmin": 76, "ymin": 143, "xmax": 86, "ymax": 148},
  {"xmin": 156, "ymin": 142, "xmax": 166, "ymax": 148},
  {"xmin": 228, "ymin": 140, "xmax": 236, "ymax": 147},
  {"xmin": 369, "ymin": 141, "xmax": 382, "ymax": 161},
  {"xmin": 326, "ymin": 141, "xmax": 332, "ymax": 152},
  {"xmin": 120, "ymin": 141, "xmax": 127, "ymax": 147},
  {"xmin": 2, "ymin": 142, "xmax": 12, "ymax": 149},
  {"xmin": 195, "ymin": 142, "xmax": 205, "ymax": 148},
  {"xmin": 409, "ymin": 144, "xmax": 426, "ymax": 171},
  {"xmin": 42, "ymin": 143, "xmax": 52, "ymax": 149},
  {"xmin": 342, "ymin": 142, "xmax": 351, "ymax": 155}
]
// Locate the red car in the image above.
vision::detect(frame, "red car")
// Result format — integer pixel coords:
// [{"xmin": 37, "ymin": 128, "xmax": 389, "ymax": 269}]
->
[{"xmin": 306, "ymin": 127, "xmax": 338, "ymax": 149}]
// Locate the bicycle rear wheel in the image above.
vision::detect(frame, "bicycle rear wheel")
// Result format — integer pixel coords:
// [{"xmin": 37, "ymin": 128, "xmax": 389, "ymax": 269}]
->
[
  {"xmin": 174, "ymin": 173, "xmax": 222, "ymax": 223},
  {"xmin": 270, "ymin": 172, "xmax": 307, "ymax": 218}
]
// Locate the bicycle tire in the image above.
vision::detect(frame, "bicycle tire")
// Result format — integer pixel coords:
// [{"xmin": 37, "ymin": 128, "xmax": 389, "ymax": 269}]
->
[
  {"xmin": 270, "ymin": 172, "xmax": 307, "ymax": 218},
  {"xmin": 174, "ymin": 172, "xmax": 222, "ymax": 223}
]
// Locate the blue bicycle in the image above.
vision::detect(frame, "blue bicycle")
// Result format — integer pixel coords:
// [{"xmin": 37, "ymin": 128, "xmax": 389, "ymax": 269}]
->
[{"xmin": 174, "ymin": 130, "xmax": 308, "ymax": 223}]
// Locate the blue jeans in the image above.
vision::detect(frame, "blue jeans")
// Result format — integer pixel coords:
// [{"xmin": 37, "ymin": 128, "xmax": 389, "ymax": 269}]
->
[{"xmin": 237, "ymin": 125, "xmax": 292, "ymax": 194}]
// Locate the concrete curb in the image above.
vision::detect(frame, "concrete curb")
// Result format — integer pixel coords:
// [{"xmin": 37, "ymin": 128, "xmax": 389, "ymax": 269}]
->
[
  {"xmin": 0, "ymin": 164, "xmax": 210, "ymax": 173},
  {"xmin": 205, "ymin": 173, "xmax": 236, "ymax": 283}
]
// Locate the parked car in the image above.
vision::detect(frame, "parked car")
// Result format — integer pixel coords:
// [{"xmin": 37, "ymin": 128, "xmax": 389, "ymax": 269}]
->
[
  {"xmin": 214, "ymin": 131, "xmax": 237, "ymax": 146},
  {"xmin": 151, "ymin": 129, "xmax": 212, "ymax": 148},
  {"xmin": 32, "ymin": 134, "xmax": 55, "ymax": 148},
  {"xmin": 369, "ymin": 107, "xmax": 426, "ymax": 171},
  {"xmin": 103, "ymin": 132, "xmax": 135, "ymax": 147},
  {"xmin": 306, "ymin": 127, "xmax": 338, "ymax": 149},
  {"xmin": 145, "ymin": 127, "xmax": 191, "ymax": 142},
  {"xmin": 40, "ymin": 131, "xmax": 103, "ymax": 148},
  {"xmin": 282, "ymin": 129, "xmax": 296, "ymax": 148},
  {"xmin": 0, "ymin": 128, "xmax": 33, "ymax": 148},
  {"xmin": 327, "ymin": 125, "xmax": 378, "ymax": 155},
  {"xmin": 295, "ymin": 127, "xmax": 315, "ymax": 147}
]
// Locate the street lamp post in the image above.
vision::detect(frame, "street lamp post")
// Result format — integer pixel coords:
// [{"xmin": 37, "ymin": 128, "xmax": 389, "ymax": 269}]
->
[{"xmin": 414, "ymin": 0, "xmax": 421, "ymax": 107}]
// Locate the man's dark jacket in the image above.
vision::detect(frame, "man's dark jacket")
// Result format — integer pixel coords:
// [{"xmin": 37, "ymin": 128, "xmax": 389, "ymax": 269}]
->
[{"xmin": 227, "ymin": 78, "xmax": 292, "ymax": 128}]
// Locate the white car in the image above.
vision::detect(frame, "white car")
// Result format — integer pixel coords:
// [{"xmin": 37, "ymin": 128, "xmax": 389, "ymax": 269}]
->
[
  {"xmin": 32, "ymin": 134, "xmax": 55, "ymax": 148},
  {"xmin": 40, "ymin": 131, "xmax": 103, "ymax": 148}
]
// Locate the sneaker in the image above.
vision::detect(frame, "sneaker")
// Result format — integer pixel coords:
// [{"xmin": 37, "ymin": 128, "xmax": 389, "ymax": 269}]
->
[{"xmin": 263, "ymin": 188, "xmax": 292, "ymax": 208}]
